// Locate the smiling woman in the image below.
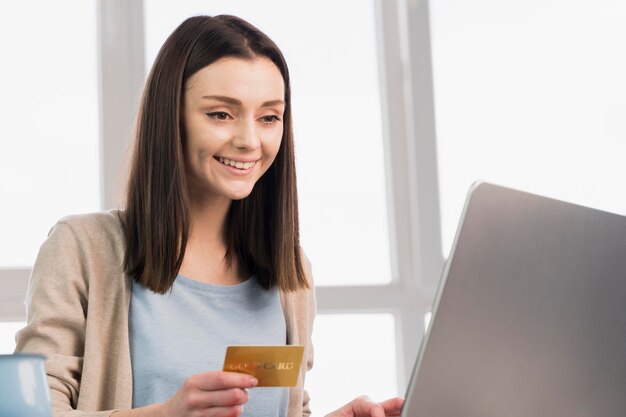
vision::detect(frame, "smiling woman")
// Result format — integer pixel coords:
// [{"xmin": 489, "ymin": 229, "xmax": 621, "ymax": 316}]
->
[
  {"xmin": 123, "ymin": 16, "xmax": 306, "ymax": 297},
  {"xmin": 14, "ymin": 14, "xmax": 402, "ymax": 417}
]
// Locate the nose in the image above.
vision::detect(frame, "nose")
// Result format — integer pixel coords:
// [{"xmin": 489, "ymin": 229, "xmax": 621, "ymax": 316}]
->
[{"xmin": 232, "ymin": 118, "xmax": 261, "ymax": 150}]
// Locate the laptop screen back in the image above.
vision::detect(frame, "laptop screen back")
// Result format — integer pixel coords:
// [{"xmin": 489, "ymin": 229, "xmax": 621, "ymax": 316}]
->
[{"xmin": 403, "ymin": 182, "xmax": 626, "ymax": 417}]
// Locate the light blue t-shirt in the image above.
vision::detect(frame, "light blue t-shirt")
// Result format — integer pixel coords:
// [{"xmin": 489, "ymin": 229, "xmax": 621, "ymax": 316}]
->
[{"xmin": 129, "ymin": 274, "xmax": 289, "ymax": 416}]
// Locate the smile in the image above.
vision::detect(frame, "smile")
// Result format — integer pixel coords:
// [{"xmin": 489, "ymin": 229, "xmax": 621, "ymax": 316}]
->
[{"xmin": 217, "ymin": 157, "xmax": 257, "ymax": 170}]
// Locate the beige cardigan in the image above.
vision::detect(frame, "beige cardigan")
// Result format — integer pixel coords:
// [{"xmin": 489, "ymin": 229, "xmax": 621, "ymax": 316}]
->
[{"xmin": 15, "ymin": 211, "xmax": 316, "ymax": 417}]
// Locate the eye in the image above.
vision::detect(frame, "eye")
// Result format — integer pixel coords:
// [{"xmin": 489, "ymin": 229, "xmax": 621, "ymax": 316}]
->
[
  {"xmin": 261, "ymin": 115, "xmax": 281, "ymax": 125},
  {"xmin": 206, "ymin": 111, "xmax": 231, "ymax": 121}
]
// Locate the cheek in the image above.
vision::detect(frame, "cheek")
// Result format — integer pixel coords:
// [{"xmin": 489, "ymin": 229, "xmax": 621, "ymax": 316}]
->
[
  {"xmin": 258, "ymin": 138, "xmax": 282, "ymax": 176},
  {"xmin": 187, "ymin": 126, "xmax": 231, "ymax": 160},
  {"xmin": 266, "ymin": 137, "xmax": 283, "ymax": 166},
  {"xmin": 268, "ymin": 128, "xmax": 283, "ymax": 157}
]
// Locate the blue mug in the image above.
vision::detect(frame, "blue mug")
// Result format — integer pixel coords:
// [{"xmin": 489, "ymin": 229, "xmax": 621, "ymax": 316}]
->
[{"xmin": 0, "ymin": 353, "xmax": 52, "ymax": 417}]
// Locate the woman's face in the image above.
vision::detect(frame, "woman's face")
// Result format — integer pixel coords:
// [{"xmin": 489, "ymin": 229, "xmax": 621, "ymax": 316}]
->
[{"xmin": 182, "ymin": 56, "xmax": 285, "ymax": 203}]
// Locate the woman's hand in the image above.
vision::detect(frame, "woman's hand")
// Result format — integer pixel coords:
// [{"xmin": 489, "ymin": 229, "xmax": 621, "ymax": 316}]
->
[
  {"xmin": 160, "ymin": 371, "xmax": 258, "ymax": 417},
  {"xmin": 325, "ymin": 396, "xmax": 404, "ymax": 417}
]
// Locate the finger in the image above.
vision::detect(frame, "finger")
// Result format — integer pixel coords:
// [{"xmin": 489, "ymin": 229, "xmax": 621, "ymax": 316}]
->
[
  {"xmin": 187, "ymin": 387, "xmax": 249, "ymax": 408},
  {"xmin": 351, "ymin": 396, "xmax": 386, "ymax": 417},
  {"xmin": 188, "ymin": 371, "xmax": 258, "ymax": 391},
  {"xmin": 379, "ymin": 397, "xmax": 404, "ymax": 415},
  {"xmin": 203, "ymin": 404, "xmax": 245, "ymax": 417}
]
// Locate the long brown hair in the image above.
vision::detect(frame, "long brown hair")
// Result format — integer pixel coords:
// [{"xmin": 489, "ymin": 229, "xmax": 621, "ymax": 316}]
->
[{"xmin": 123, "ymin": 15, "xmax": 307, "ymax": 294}]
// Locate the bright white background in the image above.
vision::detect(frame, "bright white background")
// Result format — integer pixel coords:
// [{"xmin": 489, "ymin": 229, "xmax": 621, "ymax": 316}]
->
[
  {"xmin": 306, "ymin": 314, "xmax": 398, "ymax": 413},
  {"xmin": 430, "ymin": 0, "xmax": 626, "ymax": 256},
  {"xmin": 0, "ymin": 0, "xmax": 100, "ymax": 267}
]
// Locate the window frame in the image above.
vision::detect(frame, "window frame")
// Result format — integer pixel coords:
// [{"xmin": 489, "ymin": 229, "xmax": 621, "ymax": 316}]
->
[{"xmin": 316, "ymin": 0, "xmax": 443, "ymax": 390}]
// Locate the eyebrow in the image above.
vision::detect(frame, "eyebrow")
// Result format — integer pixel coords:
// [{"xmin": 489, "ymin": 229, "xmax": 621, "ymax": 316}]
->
[{"xmin": 201, "ymin": 95, "xmax": 285, "ymax": 108}]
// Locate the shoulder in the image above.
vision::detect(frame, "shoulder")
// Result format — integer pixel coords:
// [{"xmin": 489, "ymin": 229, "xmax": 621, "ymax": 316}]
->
[
  {"xmin": 55, "ymin": 209, "xmax": 124, "ymax": 237},
  {"xmin": 28, "ymin": 210, "xmax": 128, "ymax": 304},
  {"xmin": 42, "ymin": 210, "xmax": 127, "ymax": 265},
  {"xmin": 50, "ymin": 209, "xmax": 125, "ymax": 246}
]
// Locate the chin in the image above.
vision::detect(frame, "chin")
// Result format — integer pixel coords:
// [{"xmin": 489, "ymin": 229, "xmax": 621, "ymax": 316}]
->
[{"xmin": 227, "ymin": 188, "xmax": 255, "ymax": 201}]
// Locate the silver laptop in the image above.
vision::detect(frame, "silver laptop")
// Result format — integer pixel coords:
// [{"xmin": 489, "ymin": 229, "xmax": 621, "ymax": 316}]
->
[{"xmin": 402, "ymin": 182, "xmax": 626, "ymax": 417}]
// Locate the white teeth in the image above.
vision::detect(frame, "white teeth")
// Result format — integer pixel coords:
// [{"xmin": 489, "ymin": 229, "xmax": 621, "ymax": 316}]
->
[{"xmin": 218, "ymin": 157, "xmax": 256, "ymax": 170}]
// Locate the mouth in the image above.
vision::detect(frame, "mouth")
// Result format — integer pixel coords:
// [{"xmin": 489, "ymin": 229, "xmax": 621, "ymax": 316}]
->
[{"xmin": 215, "ymin": 156, "xmax": 258, "ymax": 170}]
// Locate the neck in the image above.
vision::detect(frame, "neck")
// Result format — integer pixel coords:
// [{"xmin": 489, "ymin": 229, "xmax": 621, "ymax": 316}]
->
[
  {"xmin": 188, "ymin": 194, "xmax": 232, "ymax": 247},
  {"xmin": 180, "ymin": 193, "xmax": 245, "ymax": 285}
]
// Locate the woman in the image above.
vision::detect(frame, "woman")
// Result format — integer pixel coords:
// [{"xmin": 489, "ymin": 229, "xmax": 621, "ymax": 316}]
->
[{"xmin": 16, "ymin": 15, "xmax": 403, "ymax": 417}]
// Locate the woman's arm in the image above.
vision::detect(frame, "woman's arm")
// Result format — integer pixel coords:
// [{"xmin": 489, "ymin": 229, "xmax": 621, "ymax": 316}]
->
[{"xmin": 15, "ymin": 221, "xmax": 94, "ymax": 415}]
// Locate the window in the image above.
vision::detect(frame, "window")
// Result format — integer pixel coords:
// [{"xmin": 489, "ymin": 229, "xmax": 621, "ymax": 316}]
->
[
  {"xmin": 0, "ymin": 0, "xmax": 99, "ymax": 267},
  {"xmin": 0, "ymin": 0, "xmax": 98, "ymax": 354},
  {"xmin": 430, "ymin": 0, "xmax": 626, "ymax": 256},
  {"xmin": 307, "ymin": 314, "xmax": 398, "ymax": 413}
]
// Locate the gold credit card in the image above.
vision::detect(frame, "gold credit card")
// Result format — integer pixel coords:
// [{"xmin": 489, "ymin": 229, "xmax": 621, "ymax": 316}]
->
[{"xmin": 223, "ymin": 345, "xmax": 304, "ymax": 387}]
